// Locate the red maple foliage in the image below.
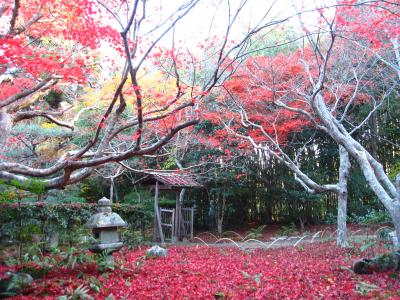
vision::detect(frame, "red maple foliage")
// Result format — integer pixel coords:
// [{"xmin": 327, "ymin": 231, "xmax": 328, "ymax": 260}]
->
[
  {"xmin": 0, "ymin": 0, "xmax": 120, "ymax": 98},
  {"xmin": 203, "ymin": 39, "xmax": 375, "ymax": 154},
  {"xmin": 336, "ymin": 0, "xmax": 400, "ymax": 49},
  {"xmin": 5, "ymin": 242, "xmax": 399, "ymax": 299}
]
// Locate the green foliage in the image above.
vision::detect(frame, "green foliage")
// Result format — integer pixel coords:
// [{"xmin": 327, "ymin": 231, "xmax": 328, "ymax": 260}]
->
[
  {"xmin": 360, "ymin": 241, "xmax": 376, "ymax": 253},
  {"xmin": 376, "ymin": 227, "xmax": 394, "ymax": 242},
  {"xmin": 0, "ymin": 202, "xmax": 152, "ymax": 250},
  {"xmin": 44, "ymin": 89, "xmax": 64, "ymax": 109},
  {"xmin": 13, "ymin": 123, "xmax": 72, "ymax": 138},
  {"xmin": 242, "ymin": 271, "xmax": 261, "ymax": 286},
  {"xmin": 19, "ymin": 264, "xmax": 50, "ymax": 279},
  {"xmin": 276, "ymin": 223, "xmax": 298, "ymax": 237},
  {"xmin": 0, "ymin": 273, "xmax": 33, "ymax": 297},
  {"xmin": 349, "ymin": 209, "xmax": 391, "ymax": 225},
  {"xmin": 94, "ymin": 251, "xmax": 115, "ymax": 273},
  {"xmin": 9, "ymin": 179, "xmax": 46, "ymax": 195},
  {"xmin": 123, "ymin": 188, "xmax": 175, "ymax": 208},
  {"xmin": 88, "ymin": 277, "xmax": 102, "ymax": 293},
  {"xmin": 45, "ymin": 184, "xmax": 87, "ymax": 204},
  {"xmin": 123, "ymin": 189, "xmax": 153, "ymax": 205},
  {"xmin": 355, "ymin": 282, "xmax": 380, "ymax": 296},
  {"xmin": 213, "ymin": 291, "xmax": 225, "ymax": 299},
  {"xmin": 374, "ymin": 252, "xmax": 399, "ymax": 271},
  {"xmin": 61, "ymin": 247, "xmax": 94, "ymax": 270},
  {"xmin": 388, "ymin": 161, "xmax": 400, "ymax": 180},
  {"xmin": 325, "ymin": 211, "xmax": 337, "ymax": 225},
  {"xmin": 58, "ymin": 284, "xmax": 93, "ymax": 300},
  {"xmin": 246, "ymin": 225, "xmax": 267, "ymax": 239},
  {"xmin": 161, "ymin": 156, "xmax": 177, "ymax": 169},
  {"xmin": 0, "ymin": 178, "xmax": 46, "ymax": 196}
]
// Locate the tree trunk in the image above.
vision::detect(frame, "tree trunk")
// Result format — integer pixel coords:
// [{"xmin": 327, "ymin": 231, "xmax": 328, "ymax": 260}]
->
[
  {"xmin": 299, "ymin": 216, "xmax": 305, "ymax": 233},
  {"xmin": 337, "ymin": 145, "xmax": 350, "ymax": 248},
  {"xmin": 392, "ymin": 205, "xmax": 400, "ymax": 247},
  {"xmin": 313, "ymin": 94, "xmax": 400, "ymax": 241},
  {"xmin": 217, "ymin": 218, "xmax": 223, "ymax": 235},
  {"xmin": 217, "ymin": 192, "xmax": 227, "ymax": 235},
  {"xmin": 109, "ymin": 178, "xmax": 114, "ymax": 202},
  {"xmin": 0, "ymin": 110, "xmax": 11, "ymax": 147},
  {"xmin": 174, "ymin": 191, "xmax": 180, "ymax": 241},
  {"xmin": 392, "ymin": 175, "xmax": 400, "ymax": 245},
  {"xmin": 153, "ymin": 181, "xmax": 164, "ymax": 243},
  {"xmin": 368, "ymin": 112, "xmax": 378, "ymax": 159},
  {"xmin": 179, "ymin": 188, "xmax": 186, "ymax": 237}
]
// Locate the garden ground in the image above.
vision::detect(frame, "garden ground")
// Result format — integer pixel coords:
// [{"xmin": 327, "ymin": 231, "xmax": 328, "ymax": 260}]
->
[{"xmin": 3, "ymin": 240, "xmax": 399, "ymax": 299}]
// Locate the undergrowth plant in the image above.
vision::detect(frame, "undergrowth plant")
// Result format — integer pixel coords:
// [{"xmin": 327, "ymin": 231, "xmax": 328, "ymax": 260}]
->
[
  {"xmin": 276, "ymin": 223, "xmax": 298, "ymax": 237},
  {"xmin": 246, "ymin": 225, "xmax": 267, "ymax": 239},
  {"xmin": 94, "ymin": 250, "xmax": 115, "ymax": 273}
]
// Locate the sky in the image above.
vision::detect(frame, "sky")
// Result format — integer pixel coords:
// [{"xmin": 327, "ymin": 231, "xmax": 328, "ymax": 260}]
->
[
  {"xmin": 97, "ymin": 0, "xmax": 335, "ymax": 78},
  {"xmin": 143, "ymin": 0, "xmax": 332, "ymax": 47}
]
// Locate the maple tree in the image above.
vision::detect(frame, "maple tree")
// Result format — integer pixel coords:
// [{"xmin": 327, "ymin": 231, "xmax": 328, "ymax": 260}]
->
[
  {"xmin": 0, "ymin": 0, "xmax": 290, "ymax": 191},
  {"xmin": 336, "ymin": 0, "xmax": 400, "ymax": 77},
  {"xmin": 206, "ymin": 1, "xmax": 400, "ymax": 244},
  {"xmin": 205, "ymin": 47, "xmax": 351, "ymax": 246}
]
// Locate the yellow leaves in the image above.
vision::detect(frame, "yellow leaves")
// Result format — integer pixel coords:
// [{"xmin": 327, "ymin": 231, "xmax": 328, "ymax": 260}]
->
[
  {"xmin": 139, "ymin": 71, "xmax": 177, "ymax": 110},
  {"xmin": 80, "ymin": 70, "xmax": 182, "ymax": 113},
  {"xmin": 41, "ymin": 123, "xmax": 57, "ymax": 130}
]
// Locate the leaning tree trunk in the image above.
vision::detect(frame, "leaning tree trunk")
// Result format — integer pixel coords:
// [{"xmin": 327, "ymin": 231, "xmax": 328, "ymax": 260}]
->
[
  {"xmin": 337, "ymin": 145, "xmax": 351, "ymax": 248},
  {"xmin": 313, "ymin": 93, "xmax": 400, "ymax": 243},
  {"xmin": 392, "ymin": 174, "xmax": 400, "ymax": 246}
]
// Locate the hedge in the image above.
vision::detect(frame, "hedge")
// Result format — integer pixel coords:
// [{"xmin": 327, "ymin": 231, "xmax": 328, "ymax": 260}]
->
[{"xmin": 0, "ymin": 202, "xmax": 153, "ymax": 246}]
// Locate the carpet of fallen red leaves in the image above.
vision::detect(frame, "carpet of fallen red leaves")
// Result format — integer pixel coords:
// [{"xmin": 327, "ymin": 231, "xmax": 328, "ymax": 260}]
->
[
  {"xmin": 5, "ymin": 241, "xmax": 400, "ymax": 299},
  {"xmin": 195, "ymin": 224, "xmax": 385, "ymax": 242}
]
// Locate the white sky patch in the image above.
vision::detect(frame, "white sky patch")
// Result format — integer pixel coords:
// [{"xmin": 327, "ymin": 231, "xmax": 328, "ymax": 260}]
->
[{"xmin": 96, "ymin": 0, "xmax": 336, "ymax": 78}]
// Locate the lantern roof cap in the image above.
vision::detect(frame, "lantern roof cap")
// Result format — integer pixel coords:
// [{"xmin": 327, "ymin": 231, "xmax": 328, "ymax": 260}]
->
[{"xmin": 85, "ymin": 197, "xmax": 127, "ymax": 229}]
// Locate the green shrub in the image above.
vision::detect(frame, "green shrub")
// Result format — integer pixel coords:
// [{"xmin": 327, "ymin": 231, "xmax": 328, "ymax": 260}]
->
[
  {"xmin": 0, "ymin": 202, "xmax": 152, "ymax": 248},
  {"xmin": 246, "ymin": 225, "xmax": 267, "ymax": 239},
  {"xmin": 276, "ymin": 222, "xmax": 298, "ymax": 236},
  {"xmin": 349, "ymin": 209, "xmax": 391, "ymax": 225}
]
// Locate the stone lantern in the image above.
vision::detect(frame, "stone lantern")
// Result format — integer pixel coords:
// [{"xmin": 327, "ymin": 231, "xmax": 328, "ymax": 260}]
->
[{"xmin": 85, "ymin": 197, "xmax": 127, "ymax": 253}]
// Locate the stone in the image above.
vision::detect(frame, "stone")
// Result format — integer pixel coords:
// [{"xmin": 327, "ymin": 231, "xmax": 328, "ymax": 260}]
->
[
  {"xmin": 85, "ymin": 197, "xmax": 127, "ymax": 253},
  {"xmin": 146, "ymin": 245, "xmax": 168, "ymax": 257},
  {"xmin": 353, "ymin": 251, "xmax": 400, "ymax": 274},
  {"xmin": 44, "ymin": 232, "xmax": 59, "ymax": 250}
]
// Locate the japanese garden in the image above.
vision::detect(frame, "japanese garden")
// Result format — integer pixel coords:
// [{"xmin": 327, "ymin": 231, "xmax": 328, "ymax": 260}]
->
[{"xmin": 0, "ymin": 0, "xmax": 400, "ymax": 299}]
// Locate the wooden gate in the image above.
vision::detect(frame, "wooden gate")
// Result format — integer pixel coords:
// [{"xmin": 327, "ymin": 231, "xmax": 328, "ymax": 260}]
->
[
  {"xmin": 160, "ymin": 208, "xmax": 175, "ymax": 242},
  {"xmin": 159, "ymin": 207, "xmax": 194, "ymax": 242},
  {"xmin": 181, "ymin": 207, "xmax": 194, "ymax": 239}
]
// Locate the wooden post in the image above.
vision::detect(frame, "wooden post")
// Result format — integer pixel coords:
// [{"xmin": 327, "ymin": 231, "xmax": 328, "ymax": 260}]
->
[
  {"xmin": 190, "ymin": 207, "xmax": 194, "ymax": 239},
  {"xmin": 174, "ymin": 191, "xmax": 180, "ymax": 241},
  {"xmin": 154, "ymin": 181, "xmax": 164, "ymax": 243}
]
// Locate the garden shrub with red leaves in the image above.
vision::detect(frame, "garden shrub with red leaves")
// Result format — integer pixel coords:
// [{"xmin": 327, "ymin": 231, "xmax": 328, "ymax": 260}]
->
[{"xmin": 4, "ymin": 242, "xmax": 400, "ymax": 299}]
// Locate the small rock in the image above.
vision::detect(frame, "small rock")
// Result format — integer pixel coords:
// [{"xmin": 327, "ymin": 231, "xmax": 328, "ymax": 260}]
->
[
  {"xmin": 353, "ymin": 251, "xmax": 400, "ymax": 274},
  {"xmin": 146, "ymin": 245, "xmax": 168, "ymax": 257}
]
